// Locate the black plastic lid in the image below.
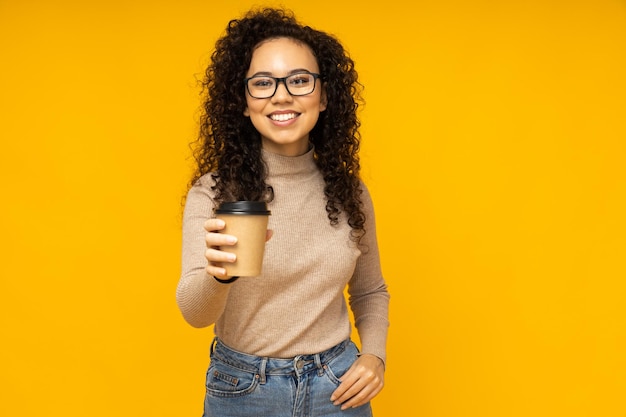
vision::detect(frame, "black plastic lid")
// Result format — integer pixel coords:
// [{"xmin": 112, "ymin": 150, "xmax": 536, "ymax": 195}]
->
[{"xmin": 215, "ymin": 201, "xmax": 271, "ymax": 215}]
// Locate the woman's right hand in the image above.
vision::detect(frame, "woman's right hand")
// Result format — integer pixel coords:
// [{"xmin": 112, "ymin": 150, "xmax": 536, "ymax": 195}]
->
[
  {"xmin": 204, "ymin": 218, "xmax": 273, "ymax": 279},
  {"xmin": 204, "ymin": 218, "xmax": 238, "ymax": 279}
]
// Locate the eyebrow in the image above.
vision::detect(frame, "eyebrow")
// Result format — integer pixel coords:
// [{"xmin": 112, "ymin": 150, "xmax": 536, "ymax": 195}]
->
[{"xmin": 248, "ymin": 68, "xmax": 314, "ymax": 78}]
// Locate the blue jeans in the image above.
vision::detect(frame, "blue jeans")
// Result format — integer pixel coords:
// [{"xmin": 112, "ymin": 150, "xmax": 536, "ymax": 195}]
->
[{"xmin": 203, "ymin": 338, "xmax": 373, "ymax": 417}]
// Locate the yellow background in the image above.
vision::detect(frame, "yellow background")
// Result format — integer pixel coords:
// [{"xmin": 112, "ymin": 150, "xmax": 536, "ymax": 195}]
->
[{"xmin": 1, "ymin": 0, "xmax": 625, "ymax": 416}]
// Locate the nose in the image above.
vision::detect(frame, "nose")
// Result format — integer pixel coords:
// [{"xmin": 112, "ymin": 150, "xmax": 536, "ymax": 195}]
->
[{"xmin": 271, "ymin": 80, "xmax": 293, "ymax": 102}]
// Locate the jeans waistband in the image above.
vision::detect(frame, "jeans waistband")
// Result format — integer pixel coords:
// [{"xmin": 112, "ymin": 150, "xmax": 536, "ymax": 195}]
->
[{"xmin": 210, "ymin": 338, "xmax": 351, "ymax": 384}]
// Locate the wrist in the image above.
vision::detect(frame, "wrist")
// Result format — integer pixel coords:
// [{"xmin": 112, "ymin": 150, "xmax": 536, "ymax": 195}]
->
[{"xmin": 358, "ymin": 353, "xmax": 386, "ymax": 369}]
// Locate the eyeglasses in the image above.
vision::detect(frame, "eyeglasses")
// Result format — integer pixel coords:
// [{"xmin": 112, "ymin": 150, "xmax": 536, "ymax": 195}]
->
[{"xmin": 244, "ymin": 72, "xmax": 321, "ymax": 99}]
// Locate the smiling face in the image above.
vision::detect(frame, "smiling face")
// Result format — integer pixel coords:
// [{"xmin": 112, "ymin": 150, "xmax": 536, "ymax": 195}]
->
[{"xmin": 243, "ymin": 37, "xmax": 327, "ymax": 156}]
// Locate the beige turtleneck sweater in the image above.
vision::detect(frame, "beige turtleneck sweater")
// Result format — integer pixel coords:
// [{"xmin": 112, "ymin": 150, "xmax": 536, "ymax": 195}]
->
[{"xmin": 176, "ymin": 148, "xmax": 390, "ymax": 362}]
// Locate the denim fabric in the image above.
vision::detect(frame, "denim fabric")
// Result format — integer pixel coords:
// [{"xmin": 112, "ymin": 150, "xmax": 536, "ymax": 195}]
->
[{"xmin": 203, "ymin": 338, "xmax": 373, "ymax": 417}]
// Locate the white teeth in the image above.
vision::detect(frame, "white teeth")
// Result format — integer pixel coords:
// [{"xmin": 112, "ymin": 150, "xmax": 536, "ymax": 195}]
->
[{"xmin": 270, "ymin": 113, "xmax": 297, "ymax": 122}]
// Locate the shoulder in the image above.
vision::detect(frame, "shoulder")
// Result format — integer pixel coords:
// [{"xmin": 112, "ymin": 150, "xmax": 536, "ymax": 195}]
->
[
  {"xmin": 358, "ymin": 180, "xmax": 374, "ymax": 206},
  {"xmin": 185, "ymin": 173, "xmax": 217, "ymax": 210},
  {"xmin": 196, "ymin": 172, "xmax": 217, "ymax": 187},
  {"xmin": 190, "ymin": 173, "xmax": 217, "ymax": 194}
]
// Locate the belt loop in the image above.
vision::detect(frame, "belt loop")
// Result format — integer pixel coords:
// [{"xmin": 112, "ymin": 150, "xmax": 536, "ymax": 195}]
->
[
  {"xmin": 314, "ymin": 353, "xmax": 324, "ymax": 376},
  {"xmin": 258, "ymin": 357, "xmax": 268, "ymax": 384},
  {"xmin": 209, "ymin": 337, "xmax": 218, "ymax": 356}
]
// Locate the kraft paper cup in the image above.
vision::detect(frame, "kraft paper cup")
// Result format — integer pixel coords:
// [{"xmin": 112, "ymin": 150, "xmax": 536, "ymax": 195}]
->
[{"xmin": 215, "ymin": 201, "xmax": 271, "ymax": 277}]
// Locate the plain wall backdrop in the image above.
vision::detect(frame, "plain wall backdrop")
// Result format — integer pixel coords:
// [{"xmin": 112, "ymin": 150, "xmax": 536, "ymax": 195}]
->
[{"xmin": 1, "ymin": 0, "xmax": 625, "ymax": 416}]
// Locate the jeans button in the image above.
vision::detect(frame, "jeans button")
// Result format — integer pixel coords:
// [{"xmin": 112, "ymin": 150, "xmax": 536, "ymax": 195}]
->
[{"xmin": 296, "ymin": 359, "xmax": 304, "ymax": 369}]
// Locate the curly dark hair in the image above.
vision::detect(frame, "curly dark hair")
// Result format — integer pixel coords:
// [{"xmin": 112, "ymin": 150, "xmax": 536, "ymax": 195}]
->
[{"xmin": 189, "ymin": 7, "xmax": 366, "ymax": 241}]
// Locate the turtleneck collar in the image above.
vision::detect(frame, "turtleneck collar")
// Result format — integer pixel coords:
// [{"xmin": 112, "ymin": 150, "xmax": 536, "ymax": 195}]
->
[{"xmin": 261, "ymin": 146, "xmax": 318, "ymax": 179}]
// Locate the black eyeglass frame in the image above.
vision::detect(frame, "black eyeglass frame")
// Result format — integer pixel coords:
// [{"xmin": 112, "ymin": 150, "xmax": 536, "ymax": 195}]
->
[{"xmin": 244, "ymin": 72, "xmax": 322, "ymax": 99}]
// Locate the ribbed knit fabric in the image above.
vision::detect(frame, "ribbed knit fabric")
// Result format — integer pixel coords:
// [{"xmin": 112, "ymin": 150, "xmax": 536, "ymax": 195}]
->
[{"xmin": 176, "ymin": 147, "xmax": 390, "ymax": 362}]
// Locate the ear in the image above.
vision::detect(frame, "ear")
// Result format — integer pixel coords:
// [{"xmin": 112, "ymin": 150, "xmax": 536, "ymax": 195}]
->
[
  {"xmin": 243, "ymin": 107, "xmax": 250, "ymax": 117},
  {"xmin": 319, "ymin": 82, "xmax": 328, "ymax": 112}
]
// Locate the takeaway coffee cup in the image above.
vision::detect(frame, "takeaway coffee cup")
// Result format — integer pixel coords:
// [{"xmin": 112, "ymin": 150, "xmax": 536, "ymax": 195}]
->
[{"xmin": 214, "ymin": 201, "xmax": 271, "ymax": 277}]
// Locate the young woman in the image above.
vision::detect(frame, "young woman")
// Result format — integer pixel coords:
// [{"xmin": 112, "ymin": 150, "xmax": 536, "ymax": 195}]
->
[{"xmin": 176, "ymin": 8, "xmax": 390, "ymax": 416}]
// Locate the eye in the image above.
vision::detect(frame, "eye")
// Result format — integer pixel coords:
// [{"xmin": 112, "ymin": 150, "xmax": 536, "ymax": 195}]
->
[
  {"xmin": 288, "ymin": 74, "xmax": 313, "ymax": 86},
  {"xmin": 251, "ymin": 77, "xmax": 275, "ymax": 89}
]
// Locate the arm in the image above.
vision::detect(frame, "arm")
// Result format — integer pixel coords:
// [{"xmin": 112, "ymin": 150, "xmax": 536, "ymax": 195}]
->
[
  {"xmin": 332, "ymin": 183, "xmax": 390, "ymax": 409},
  {"xmin": 349, "ymin": 183, "xmax": 390, "ymax": 363},
  {"xmin": 176, "ymin": 178, "xmax": 235, "ymax": 328}
]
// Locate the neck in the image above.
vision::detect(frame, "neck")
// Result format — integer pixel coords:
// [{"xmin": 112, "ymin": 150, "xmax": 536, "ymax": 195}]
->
[{"xmin": 261, "ymin": 146, "xmax": 317, "ymax": 179}]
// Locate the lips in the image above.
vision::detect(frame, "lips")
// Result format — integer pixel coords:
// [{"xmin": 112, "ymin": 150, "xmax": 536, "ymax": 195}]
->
[{"xmin": 269, "ymin": 112, "xmax": 299, "ymax": 122}]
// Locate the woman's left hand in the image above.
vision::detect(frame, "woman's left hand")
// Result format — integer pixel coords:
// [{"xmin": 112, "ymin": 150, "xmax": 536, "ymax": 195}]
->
[{"xmin": 330, "ymin": 353, "xmax": 385, "ymax": 410}]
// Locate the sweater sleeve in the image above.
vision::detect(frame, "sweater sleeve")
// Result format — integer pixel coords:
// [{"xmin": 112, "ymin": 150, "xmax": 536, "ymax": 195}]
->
[
  {"xmin": 176, "ymin": 177, "xmax": 232, "ymax": 328},
  {"xmin": 348, "ymin": 183, "xmax": 390, "ymax": 364}
]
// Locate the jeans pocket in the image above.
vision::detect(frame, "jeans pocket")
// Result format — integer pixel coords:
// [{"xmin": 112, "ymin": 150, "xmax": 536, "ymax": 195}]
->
[
  {"xmin": 323, "ymin": 343, "xmax": 359, "ymax": 386},
  {"xmin": 205, "ymin": 359, "xmax": 259, "ymax": 398}
]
